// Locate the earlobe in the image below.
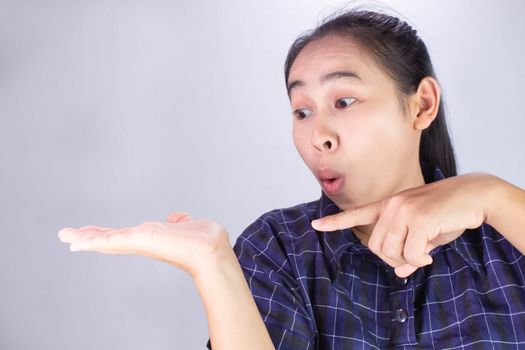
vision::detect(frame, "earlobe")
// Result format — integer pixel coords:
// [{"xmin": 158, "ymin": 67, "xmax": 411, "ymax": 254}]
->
[{"xmin": 413, "ymin": 76, "xmax": 441, "ymax": 130}]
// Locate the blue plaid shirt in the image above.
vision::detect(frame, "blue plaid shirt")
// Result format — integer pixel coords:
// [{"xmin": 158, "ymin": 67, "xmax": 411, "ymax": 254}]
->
[{"xmin": 207, "ymin": 163, "xmax": 525, "ymax": 349}]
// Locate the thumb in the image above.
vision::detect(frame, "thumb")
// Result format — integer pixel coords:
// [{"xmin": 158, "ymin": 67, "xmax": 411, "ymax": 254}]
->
[{"xmin": 166, "ymin": 212, "xmax": 193, "ymax": 223}]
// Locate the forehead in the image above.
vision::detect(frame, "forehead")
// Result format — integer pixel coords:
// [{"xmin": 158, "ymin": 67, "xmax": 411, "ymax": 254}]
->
[{"xmin": 288, "ymin": 34, "xmax": 386, "ymax": 88}]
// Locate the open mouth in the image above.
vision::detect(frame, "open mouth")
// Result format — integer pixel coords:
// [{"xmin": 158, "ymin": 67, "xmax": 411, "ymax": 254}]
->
[
  {"xmin": 321, "ymin": 178, "xmax": 338, "ymax": 185},
  {"xmin": 321, "ymin": 176, "xmax": 339, "ymax": 183},
  {"xmin": 317, "ymin": 168, "xmax": 345, "ymax": 194},
  {"xmin": 320, "ymin": 176, "xmax": 344, "ymax": 194}
]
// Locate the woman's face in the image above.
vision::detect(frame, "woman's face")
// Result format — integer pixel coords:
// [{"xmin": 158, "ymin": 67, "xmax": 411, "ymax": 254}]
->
[{"xmin": 288, "ymin": 34, "xmax": 425, "ymax": 209}]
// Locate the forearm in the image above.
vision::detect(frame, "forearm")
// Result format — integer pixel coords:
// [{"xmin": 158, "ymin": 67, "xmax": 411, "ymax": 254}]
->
[
  {"xmin": 485, "ymin": 175, "xmax": 525, "ymax": 255},
  {"xmin": 193, "ymin": 245, "xmax": 275, "ymax": 350}
]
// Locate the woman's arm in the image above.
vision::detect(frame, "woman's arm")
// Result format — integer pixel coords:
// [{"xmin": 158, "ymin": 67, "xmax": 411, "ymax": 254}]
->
[
  {"xmin": 58, "ymin": 213, "xmax": 275, "ymax": 350},
  {"xmin": 485, "ymin": 176, "xmax": 525, "ymax": 255},
  {"xmin": 311, "ymin": 172, "xmax": 525, "ymax": 277},
  {"xmin": 193, "ymin": 238, "xmax": 275, "ymax": 350}
]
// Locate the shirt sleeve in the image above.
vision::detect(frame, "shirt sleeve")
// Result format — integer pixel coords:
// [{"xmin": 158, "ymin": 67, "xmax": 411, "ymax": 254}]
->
[
  {"xmin": 232, "ymin": 214, "xmax": 316, "ymax": 349},
  {"xmin": 206, "ymin": 325, "xmax": 312, "ymax": 349}
]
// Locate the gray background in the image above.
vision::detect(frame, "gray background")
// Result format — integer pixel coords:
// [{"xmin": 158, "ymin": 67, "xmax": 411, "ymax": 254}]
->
[{"xmin": 1, "ymin": 0, "xmax": 524, "ymax": 349}]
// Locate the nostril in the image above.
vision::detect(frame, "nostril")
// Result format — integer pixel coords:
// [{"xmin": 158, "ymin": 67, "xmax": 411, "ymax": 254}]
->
[{"xmin": 324, "ymin": 140, "xmax": 332, "ymax": 149}]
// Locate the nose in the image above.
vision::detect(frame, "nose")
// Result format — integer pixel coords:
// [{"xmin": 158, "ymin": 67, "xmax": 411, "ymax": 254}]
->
[{"xmin": 311, "ymin": 113, "xmax": 338, "ymax": 152}]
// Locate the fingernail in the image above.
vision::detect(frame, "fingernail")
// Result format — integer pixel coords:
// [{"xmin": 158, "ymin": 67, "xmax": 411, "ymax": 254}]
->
[
  {"xmin": 311, "ymin": 220, "xmax": 323, "ymax": 229},
  {"xmin": 58, "ymin": 227, "xmax": 71, "ymax": 238}
]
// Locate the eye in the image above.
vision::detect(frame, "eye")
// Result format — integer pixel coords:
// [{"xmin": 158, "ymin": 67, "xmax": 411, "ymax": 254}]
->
[
  {"xmin": 292, "ymin": 108, "xmax": 313, "ymax": 120},
  {"xmin": 335, "ymin": 97, "xmax": 357, "ymax": 109}
]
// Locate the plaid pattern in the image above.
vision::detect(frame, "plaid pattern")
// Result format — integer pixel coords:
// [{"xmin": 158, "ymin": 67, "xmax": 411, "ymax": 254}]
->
[{"xmin": 207, "ymin": 163, "xmax": 525, "ymax": 349}]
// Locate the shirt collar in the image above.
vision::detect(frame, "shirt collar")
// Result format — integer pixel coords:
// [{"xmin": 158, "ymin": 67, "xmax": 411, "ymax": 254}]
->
[
  {"xmin": 314, "ymin": 162, "xmax": 480, "ymax": 278},
  {"xmin": 314, "ymin": 191, "xmax": 359, "ymax": 279}
]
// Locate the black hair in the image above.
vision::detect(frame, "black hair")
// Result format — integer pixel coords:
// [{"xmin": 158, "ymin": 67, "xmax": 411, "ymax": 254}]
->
[{"xmin": 284, "ymin": 8, "xmax": 457, "ymax": 178}]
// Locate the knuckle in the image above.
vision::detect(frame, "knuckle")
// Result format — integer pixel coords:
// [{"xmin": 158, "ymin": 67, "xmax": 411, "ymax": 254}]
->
[
  {"xmin": 410, "ymin": 214, "xmax": 428, "ymax": 229},
  {"xmin": 404, "ymin": 250, "xmax": 422, "ymax": 265},
  {"xmin": 344, "ymin": 208, "xmax": 359, "ymax": 220},
  {"xmin": 329, "ymin": 216, "xmax": 341, "ymax": 229},
  {"xmin": 382, "ymin": 245, "xmax": 398, "ymax": 259},
  {"xmin": 397, "ymin": 202, "xmax": 408, "ymax": 215},
  {"xmin": 398, "ymin": 201, "xmax": 415, "ymax": 218},
  {"xmin": 387, "ymin": 195, "xmax": 404, "ymax": 209},
  {"xmin": 368, "ymin": 240, "xmax": 382, "ymax": 255}
]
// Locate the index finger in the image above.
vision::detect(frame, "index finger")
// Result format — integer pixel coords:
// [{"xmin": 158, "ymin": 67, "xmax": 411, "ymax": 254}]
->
[{"xmin": 311, "ymin": 199, "xmax": 384, "ymax": 231}]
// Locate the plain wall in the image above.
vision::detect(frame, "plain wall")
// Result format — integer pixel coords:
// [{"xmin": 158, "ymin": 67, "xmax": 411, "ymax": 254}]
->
[{"xmin": 1, "ymin": 0, "xmax": 524, "ymax": 349}]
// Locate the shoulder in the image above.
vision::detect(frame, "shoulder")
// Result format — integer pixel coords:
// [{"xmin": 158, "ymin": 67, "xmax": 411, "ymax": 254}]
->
[
  {"xmin": 480, "ymin": 223, "xmax": 524, "ymax": 260},
  {"xmin": 251, "ymin": 199, "xmax": 319, "ymax": 231},
  {"xmin": 457, "ymin": 223, "xmax": 524, "ymax": 271},
  {"xmin": 233, "ymin": 199, "xmax": 321, "ymax": 279},
  {"xmin": 233, "ymin": 201, "xmax": 321, "ymax": 344},
  {"xmin": 234, "ymin": 199, "xmax": 318, "ymax": 252}
]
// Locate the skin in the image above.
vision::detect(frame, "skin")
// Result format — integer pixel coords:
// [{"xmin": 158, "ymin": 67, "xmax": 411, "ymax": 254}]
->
[
  {"xmin": 296, "ymin": 35, "xmax": 525, "ymax": 277},
  {"xmin": 59, "ymin": 213, "xmax": 276, "ymax": 350},
  {"xmin": 289, "ymin": 34, "xmax": 429, "ymax": 213},
  {"xmin": 58, "ymin": 33, "xmax": 525, "ymax": 347},
  {"xmin": 288, "ymin": 33, "xmax": 444, "ymax": 273}
]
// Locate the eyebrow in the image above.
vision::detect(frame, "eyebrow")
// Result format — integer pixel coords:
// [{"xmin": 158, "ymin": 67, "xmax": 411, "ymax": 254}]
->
[{"xmin": 287, "ymin": 70, "xmax": 362, "ymax": 97}]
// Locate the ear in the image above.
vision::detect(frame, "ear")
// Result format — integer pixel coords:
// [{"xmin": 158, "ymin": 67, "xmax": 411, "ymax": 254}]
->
[{"xmin": 411, "ymin": 76, "xmax": 441, "ymax": 130}]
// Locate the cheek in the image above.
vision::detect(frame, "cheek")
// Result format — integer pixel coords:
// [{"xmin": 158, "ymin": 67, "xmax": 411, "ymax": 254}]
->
[
  {"xmin": 292, "ymin": 124, "xmax": 314, "ymax": 165},
  {"xmin": 339, "ymin": 112, "xmax": 401, "ymax": 159},
  {"xmin": 292, "ymin": 123, "xmax": 307, "ymax": 150},
  {"xmin": 366, "ymin": 116, "xmax": 412, "ymax": 160},
  {"xmin": 336, "ymin": 116, "xmax": 378, "ymax": 153}
]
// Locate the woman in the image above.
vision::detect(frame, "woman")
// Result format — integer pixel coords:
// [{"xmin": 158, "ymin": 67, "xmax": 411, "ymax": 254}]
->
[{"xmin": 58, "ymin": 8, "xmax": 525, "ymax": 349}]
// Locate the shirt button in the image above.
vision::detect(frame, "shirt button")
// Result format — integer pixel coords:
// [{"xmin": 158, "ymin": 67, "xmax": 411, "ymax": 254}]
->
[
  {"xmin": 399, "ymin": 277, "xmax": 408, "ymax": 286},
  {"xmin": 395, "ymin": 308, "xmax": 408, "ymax": 323}
]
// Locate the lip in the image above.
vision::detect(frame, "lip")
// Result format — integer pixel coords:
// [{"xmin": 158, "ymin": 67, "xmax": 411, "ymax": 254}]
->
[
  {"xmin": 316, "ymin": 168, "xmax": 345, "ymax": 195},
  {"xmin": 317, "ymin": 168, "xmax": 344, "ymax": 180}
]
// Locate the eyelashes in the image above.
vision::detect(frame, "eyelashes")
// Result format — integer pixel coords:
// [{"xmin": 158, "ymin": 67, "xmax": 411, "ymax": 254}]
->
[
  {"xmin": 335, "ymin": 97, "xmax": 356, "ymax": 109},
  {"xmin": 292, "ymin": 97, "xmax": 357, "ymax": 120},
  {"xmin": 293, "ymin": 109, "xmax": 313, "ymax": 120}
]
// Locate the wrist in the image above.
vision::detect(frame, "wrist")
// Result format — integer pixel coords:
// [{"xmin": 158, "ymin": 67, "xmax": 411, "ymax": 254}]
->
[
  {"xmin": 483, "ymin": 174, "xmax": 508, "ymax": 227},
  {"xmin": 191, "ymin": 240, "xmax": 241, "ymax": 286},
  {"xmin": 190, "ymin": 238, "xmax": 275, "ymax": 350}
]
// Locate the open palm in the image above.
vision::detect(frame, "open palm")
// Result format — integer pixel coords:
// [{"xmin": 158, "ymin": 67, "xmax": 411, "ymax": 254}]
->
[{"xmin": 58, "ymin": 212, "xmax": 230, "ymax": 277}]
